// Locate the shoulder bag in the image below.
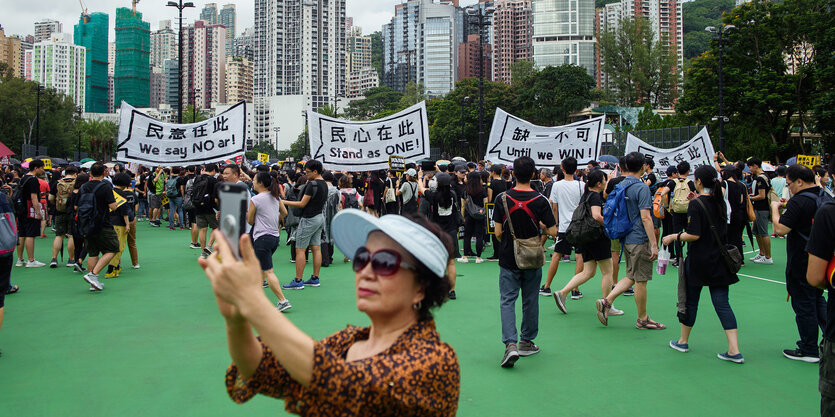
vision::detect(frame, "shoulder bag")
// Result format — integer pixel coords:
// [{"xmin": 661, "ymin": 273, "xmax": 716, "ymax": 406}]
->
[
  {"xmin": 501, "ymin": 193, "xmax": 545, "ymax": 270},
  {"xmin": 694, "ymin": 198, "xmax": 742, "ymax": 274}
]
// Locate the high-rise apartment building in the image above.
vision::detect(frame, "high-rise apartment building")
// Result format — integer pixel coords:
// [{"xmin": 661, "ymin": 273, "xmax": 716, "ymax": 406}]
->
[
  {"xmin": 219, "ymin": 4, "xmax": 236, "ymax": 56},
  {"xmin": 183, "ymin": 20, "xmax": 226, "ymax": 108},
  {"xmin": 458, "ymin": 34, "xmax": 491, "ymax": 81},
  {"xmin": 151, "ymin": 20, "xmax": 177, "ymax": 69},
  {"xmin": 16, "ymin": 35, "xmax": 34, "ymax": 78},
  {"xmin": 114, "ymin": 7, "xmax": 151, "ymax": 108},
  {"xmin": 150, "ymin": 66, "xmax": 166, "ymax": 107},
  {"xmin": 491, "ymin": 0, "xmax": 532, "ymax": 84},
  {"xmin": 225, "ymin": 56, "xmax": 253, "ymax": 103},
  {"xmin": 531, "ymin": 0, "xmax": 597, "ymax": 78},
  {"xmin": 164, "ymin": 59, "xmax": 180, "ymax": 110},
  {"xmin": 233, "ymin": 27, "xmax": 253, "ymax": 60},
  {"xmin": 25, "ymin": 33, "xmax": 86, "ymax": 110},
  {"xmin": 347, "ymin": 67, "xmax": 380, "ymax": 98},
  {"xmin": 34, "ymin": 19, "xmax": 62, "ymax": 42},
  {"xmin": 382, "ymin": 0, "xmax": 459, "ymax": 95},
  {"xmin": 108, "ymin": 41, "xmax": 115, "ymax": 111},
  {"xmin": 200, "ymin": 3, "xmax": 218, "ymax": 24},
  {"xmin": 346, "ymin": 26, "xmax": 378, "ymax": 97},
  {"xmin": 0, "ymin": 26, "xmax": 22, "ymax": 78},
  {"xmin": 74, "ymin": 12, "xmax": 109, "ymax": 113}
]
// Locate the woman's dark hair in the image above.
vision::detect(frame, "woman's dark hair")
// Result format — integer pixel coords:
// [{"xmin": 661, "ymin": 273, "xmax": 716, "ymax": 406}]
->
[
  {"xmin": 403, "ymin": 213, "xmax": 453, "ymax": 321},
  {"xmin": 305, "ymin": 160, "xmax": 323, "ymax": 174},
  {"xmin": 585, "ymin": 169, "xmax": 608, "ymax": 192},
  {"xmin": 465, "ymin": 171, "xmax": 483, "ymax": 198},
  {"xmin": 787, "ymin": 164, "xmax": 815, "ymax": 184},
  {"xmin": 721, "ymin": 165, "xmax": 740, "ymax": 181},
  {"xmin": 694, "ymin": 165, "xmax": 725, "ymax": 218},
  {"xmin": 295, "ymin": 174, "xmax": 308, "ymax": 188},
  {"xmin": 74, "ymin": 173, "xmax": 90, "ymax": 190},
  {"xmin": 438, "ymin": 179, "xmax": 453, "ymax": 208},
  {"xmin": 338, "ymin": 175, "xmax": 352, "ymax": 189},
  {"xmin": 255, "ymin": 171, "xmax": 281, "ymax": 200},
  {"xmin": 112, "ymin": 173, "xmax": 131, "ymax": 187}
]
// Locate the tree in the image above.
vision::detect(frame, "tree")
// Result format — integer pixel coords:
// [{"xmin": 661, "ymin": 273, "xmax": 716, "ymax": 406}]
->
[
  {"xmin": 399, "ymin": 81, "xmax": 426, "ymax": 108},
  {"xmin": 510, "ymin": 60, "xmax": 537, "ymax": 85},
  {"xmin": 682, "ymin": 0, "xmax": 736, "ymax": 60},
  {"xmin": 246, "ymin": 141, "xmax": 278, "ymax": 160},
  {"xmin": 184, "ymin": 105, "xmax": 209, "ymax": 123},
  {"xmin": 344, "ymin": 86, "xmax": 404, "ymax": 120},
  {"xmin": 599, "ymin": 17, "xmax": 681, "ymax": 107},
  {"xmin": 513, "ymin": 65, "xmax": 595, "ymax": 126},
  {"xmin": 276, "ymin": 131, "xmax": 309, "ymax": 162},
  {"xmin": 78, "ymin": 118, "xmax": 118, "ymax": 161},
  {"xmin": 370, "ymin": 31, "xmax": 383, "ymax": 77}
]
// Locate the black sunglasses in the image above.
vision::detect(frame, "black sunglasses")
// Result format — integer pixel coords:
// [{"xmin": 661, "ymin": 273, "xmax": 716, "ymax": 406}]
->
[{"xmin": 353, "ymin": 247, "xmax": 416, "ymax": 277}]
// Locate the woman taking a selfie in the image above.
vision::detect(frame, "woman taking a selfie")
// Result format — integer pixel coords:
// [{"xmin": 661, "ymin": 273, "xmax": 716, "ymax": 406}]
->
[{"xmin": 199, "ymin": 210, "xmax": 460, "ymax": 416}]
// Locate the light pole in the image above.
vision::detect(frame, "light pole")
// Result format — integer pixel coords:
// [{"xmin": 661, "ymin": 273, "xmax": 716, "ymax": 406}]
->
[
  {"xmin": 35, "ymin": 84, "xmax": 44, "ymax": 157},
  {"xmin": 706, "ymin": 24, "xmax": 735, "ymax": 154},
  {"xmin": 192, "ymin": 87, "xmax": 201, "ymax": 122},
  {"xmin": 76, "ymin": 106, "xmax": 83, "ymax": 160},
  {"xmin": 460, "ymin": 96, "xmax": 470, "ymax": 156},
  {"xmin": 273, "ymin": 126, "xmax": 281, "ymax": 155},
  {"xmin": 167, "ymin": 0, "xmax": 195, "ymax": 124},
  {"xmin": 467, "ymin": 6, "xmax": 494, "ymax": 159},
  {"xmin": 301, "ymin": 110, "xmax": 309, "ymax": 155}
]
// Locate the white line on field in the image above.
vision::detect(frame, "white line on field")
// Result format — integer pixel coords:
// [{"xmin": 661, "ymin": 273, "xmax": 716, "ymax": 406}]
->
[{"xmin": 738, "ymin": 273, "xmax": 785, "ymax": 285}]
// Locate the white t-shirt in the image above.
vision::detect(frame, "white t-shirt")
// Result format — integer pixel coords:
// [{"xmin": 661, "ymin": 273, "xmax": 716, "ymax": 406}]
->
[{"xmin": 549, "ymin": 179, "xmax": 585, "ymax": 231}]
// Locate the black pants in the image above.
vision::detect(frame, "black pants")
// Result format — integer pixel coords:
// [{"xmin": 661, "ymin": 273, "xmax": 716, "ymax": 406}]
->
[
  {"xmin": 0, "ymin": 255, "xmax": 12, "ymax": 308},
  {"xmin": 321, "ymin": 241, "xmax": 333, "ymax": 267},
  {"xmin": 490, "ymin": 234, "xmax": 500, "ymax": 258},
  {"xmin": 671, "ymin": 212, "xmax": 688, "ymax": 259},
  {"xmin": 820, "ymin": 339, "xmax": 835, "ymax": 415},
  {"xmin": 463, "ymin": 215, "xmax": 485, "ymax": 257},
  {"xmin": 680, "ymin": 258, "xmax": 737, "ymax": 329},
  {"xmin": 728, "ymin": 218, "xmax": 745, "ymax": 257},
  {"xmin": 787, "ymin": 273, "xmax": 827, "ymax": 356}
]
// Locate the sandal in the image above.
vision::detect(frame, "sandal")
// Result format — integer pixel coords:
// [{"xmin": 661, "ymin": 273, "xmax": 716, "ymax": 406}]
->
[
  {"xmin": 5, "ymin": 285, "xmax": 18, "ymax": 295},
  {"xmin": 636, "ymin": 317, "xmax": 666, "ymax": 330}
]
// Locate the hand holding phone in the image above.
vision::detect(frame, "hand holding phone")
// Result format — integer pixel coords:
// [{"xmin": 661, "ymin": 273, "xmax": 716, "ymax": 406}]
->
[{"xmin": 218, "ymin": 183, "xmax": 249, "ymax": 260}]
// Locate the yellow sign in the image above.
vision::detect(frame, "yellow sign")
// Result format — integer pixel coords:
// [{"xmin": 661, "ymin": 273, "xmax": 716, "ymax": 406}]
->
[
  {"xmin": 258, "ymin": 153, "xmax": 269, "ymax": 164},
  {"xmin": 161, "ymin": 194, "xmax": 169, "ymax": 207},
  {"xmin": 797, "ymin": 155, "xmax": 820, "ymax": 169},
  {"xmin": 110, "ymin": 190, "xmax": 127, "ymax": 212},
  {"xmin": 486, "ymin": 203, "xmax": 496, "ymax": 235},
  {"xmin": 41, "ymin": 159, "xmax": 52, "ymax": 170}
]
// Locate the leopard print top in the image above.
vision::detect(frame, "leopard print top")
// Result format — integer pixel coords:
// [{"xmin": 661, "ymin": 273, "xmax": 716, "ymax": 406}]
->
[{"xmin": 225, "ymin": 319, "xmax": 460, "ymax": 416}]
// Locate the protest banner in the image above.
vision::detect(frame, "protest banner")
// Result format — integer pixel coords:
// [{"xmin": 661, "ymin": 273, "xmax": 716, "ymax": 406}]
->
[
  {"xmin": 485, "ymin": 109, "xmax": 605, "ymax": 167},
  {"xmin": 257, "ymin": 153, "xmax": 269, "ymax": 164},
  {"xmin": 41, "ymin": 159, "xmax": 52, "ymax": 170},
  {"xmin": 486, "ymin": 203, "xmax": 496, "ymax": 235},
  {"xmin": 308, "ymin": 102, "xmax": 430, "ymax": 171},
  {"xmin": 797, "ymin": 154, "xmax": 820, "ymax": 169},
  {"xmin": 116, "ymin": 101, "xmax": 246, "ymax": 165},
  {"xmin": 625, "ymin": 127, "xmax": 716, "ymax": 179}
]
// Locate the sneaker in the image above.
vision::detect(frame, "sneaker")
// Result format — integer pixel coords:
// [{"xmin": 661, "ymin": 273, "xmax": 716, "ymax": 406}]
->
[
  {"xmin": 15, "ymin": 259, "xmax": 25, "ymax": 267},
  {"xmin": 750, "ymin": 253, "xmax": 764, "ymax": 262},
  {"xmin": 132, "ymin": 264, "xmax": 140, "ymax": 269},
  {"xmin": 150, "ymin": 221, "xmax": 161, "ymax": 227},
  {"xmin": 782, "ymin": 348, "xmax": 820, "ymax": 363},
  {"xmin": 262, "ymin": 280, "xmax": 270, "ymax": 288},
  {"xmin": 518, "ymin": 340, "xmax": 540, "ymax": 357},
  {"xmin": 570, "ymin": 290, "xmax": 583, "ymax": 300},
  {"xmin": 169, "ymin": 226, "xmax": 175, "ymax": 230},
  {"xmin": 201, "ymin": 248, "xmax": 212, "ymax": 258},
  {"xmin": 486, "ymin": 256, "xmax": 499, "ymax": 262},
  {"xmin": 608, "ymin": 306, "xmax": 625, "ymax": 316},
  {"xmin": 475, "ymin": 257, "xmax": 484, "ymax": 264},
  {"xmin": 83, "ymin": 273, "xmax": 104, "ymax": 291},
  {"xmin": 303, "ymin": 276, "xmax": 320, "ymax": 287},
  {"xmin": 539, "ymin": 286, "xmax": 552, "ymax": 296},
  {"xmin": 754, "ymin": 257, "xmax": 774, "ymax": 265},
  {"xmin": 448, "ymin": 290, "xmax": 457, "ymax": 300},
  {"xmin": 89, "ymin": 286, "xmax": 97, "ymax": 292},
  {"xmin": 49, "ymin": 258, "xmax": 58, "ymax": 268},
  {"xmin": 73, "ymin": 262, "xmax": 86, "ymax": 273},
  {"xmin": 26, "ymin": 260, "xmax": 46, "ymax": 268},
  {"xmin": 669, "ymin": 340, "xmax": 690, "ymax": 353},
  {"xmin": 189, "ymin": 243, "xmax": 201, "ymax": 249},
  {"xmin": 595, "ymin": 299, "xmax": 611, "ymax": 326},
  {"xmin": 282, "ymin": 279, "xmax": 305, "ymax": 290},
  {"xmin": 105, "ymin": 269, "xmax": 120, "ymax": 278},
  {"xmin": 457, "ymin": 257, "xmax": 469, "ymax": 263},
  {"xmin": 501, "ymin": 343, "xmax": 520, "ymax": 368},
  {"xmin": 718, "ymin": 352, "xmax": 745, "ymax": 364},
  {"xmin": 671, "ymin": 259, "xmax": 680, "ymax": 268},
  {"xmin": 66, "ymin": 260, "xmax": 76, "ymax": 268},
  {"xmin": 276, "ymin": 299, "xmax": 293, "ymax": 312},
  {"xmin": 553, "ymin": 292, "xmax": 567, "ymax": 314},
  {"xmin": 561, "ymin": 255, "xmax": 571, "ymax": 263},
  {"xmin": 624, "ymin": 287, "xmax": 635, "ymax": 297}
]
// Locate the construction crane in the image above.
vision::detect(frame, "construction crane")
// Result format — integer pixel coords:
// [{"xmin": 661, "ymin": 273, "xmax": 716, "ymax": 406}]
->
[
  {"xmin": 79, "ymin": 0, "xmax": 90, "ymax": 23},
  {"xmin": 132, "ymin": 0, "xmax": 141, "ymax": 15}
]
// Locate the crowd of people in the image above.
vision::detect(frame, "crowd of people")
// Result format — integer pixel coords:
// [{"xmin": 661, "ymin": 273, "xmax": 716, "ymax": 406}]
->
[{"xmin": 1, "ymin": 150, "xmax": 834, "ymax": 415}]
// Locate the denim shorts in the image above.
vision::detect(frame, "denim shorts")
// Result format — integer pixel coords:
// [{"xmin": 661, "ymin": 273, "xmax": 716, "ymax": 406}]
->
[{"xmin": 253, "ymin": 234, "xmax": 280, "ymax": 271}]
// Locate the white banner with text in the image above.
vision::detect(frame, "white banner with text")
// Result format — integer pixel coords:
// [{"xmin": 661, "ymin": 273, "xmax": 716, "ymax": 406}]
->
[{"xmin": 625, "ymin": 127, "xmax": 715, "ymax": 179}]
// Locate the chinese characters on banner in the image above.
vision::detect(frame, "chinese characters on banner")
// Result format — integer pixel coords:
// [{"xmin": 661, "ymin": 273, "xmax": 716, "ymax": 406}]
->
[
  {"xmin": 308, "ymin": 102, "xmax": 430, "ymax": 171},
  {"xmin": 624, "ymin": 127, "xmax": 716, "ymax": 179},
  {"xmin": 797, "ymin": 155, "xmax": 820, "ymax": 169},
  {"xmin": 485, "ymin": 108, "xmax": 605, "ymax": 167},
  {"xmin": 116, "ymin": 101, "xmax": 247, "ymax": 165}
]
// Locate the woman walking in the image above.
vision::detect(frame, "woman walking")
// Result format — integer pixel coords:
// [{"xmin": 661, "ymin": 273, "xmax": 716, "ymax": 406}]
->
[
  {"xmin": 460, "ymin": 171, "xmax": 487, "ymax": 264},
  {"xmin": 248, "ymin": 172, "xmax": 292, "ymax": 312},
  {"xmin": 662, "ymin": 165, "xmax": 743, "ymax": 364},
  {"xmin": 398, "ymin": 169, "xmax": 420, "ymax": 216}
]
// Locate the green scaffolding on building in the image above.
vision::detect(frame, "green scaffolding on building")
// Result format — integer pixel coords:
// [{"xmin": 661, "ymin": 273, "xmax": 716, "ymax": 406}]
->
[
  {"xmin": 115, "ymin": 7, "xmax": 150, "ymax": 108},
  {"xmin": 74, "ymin": 12, "xmax": 109, "ymax": 113}
]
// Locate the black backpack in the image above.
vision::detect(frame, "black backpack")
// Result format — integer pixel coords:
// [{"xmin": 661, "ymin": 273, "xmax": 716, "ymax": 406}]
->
[
  {"xmin": 341, "ymin": 190, "xmax": 360, "ymax": 209},
  {"xmin": 190, "ymin": 175, "xmax": 212, "ymax": 210},
  {"xmin": 76, "ymin": 183, "xmax": 106, "ymax": 238},
  {"xmin": 11, "ymin": 176, "xmax": 36, "ymax": 216},
  {"xmin": 566, "ymin": 193, "xmax": 605, "ymax": 245},
  {"xmin": 465, "ymin": 194, "xmax": 486, "ymax": 220}
]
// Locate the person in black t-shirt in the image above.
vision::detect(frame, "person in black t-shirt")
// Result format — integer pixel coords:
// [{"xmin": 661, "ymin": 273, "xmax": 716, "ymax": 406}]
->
[
  {"xmin": 282, "ymin": 160, "xmax": 327, "ymax": 290},
  {"xmin": 195, "ymin": 164, "xmax": 220, "ymax": 257},
  {"xmin": 747, "ymin": 158, "xmax": 773, "ymax": 264},
  {"xmin": 805, "ymin": 202, "xmax": 835, "ymax": 414},
  {"xmin": 16, "ymin": 160, "xmax": 46, "ymax": 267},
  {"xmin": 772, "ymin": 164, "xmax": 827, "ymax": 363},
  {"xmin": 105, "ymin": 173, "xmax": 132, "ymax": 278},
  {"xmin": 486, "ymin": 165, "xmax": 507, "ymax": 260},
  {"xmin": 79, "ymin": 163, "xmax": 119, "ymax": 292},
  {"xmin": 720, "ymin": 165, "xmax": 747, "ymax": 257},
  {"xmin": 492, "ymin": 157, "xmax": 557, "ymax": 368}
]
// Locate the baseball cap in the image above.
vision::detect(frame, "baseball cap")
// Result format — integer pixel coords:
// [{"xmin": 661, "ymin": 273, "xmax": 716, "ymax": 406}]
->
[
  {"xmin": 405, "ymin": 168, "xmax": 417, "ymax": 177},
  {"xmin": 331, "ymin": 209, "xmax": 449, "ymax": 279},
  {"xmin": 454, "ymin": 164, "xmax": 467, "ymax": 173},
  {"xmin": 435, "ymin": 172, "xmax": 452, "ymax": 187}
]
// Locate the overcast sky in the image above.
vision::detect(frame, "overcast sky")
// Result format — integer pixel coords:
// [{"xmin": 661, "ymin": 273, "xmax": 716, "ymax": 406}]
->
[{"xmin": 1, "ymin": 0, "xmax": 480, "ymax": 39}]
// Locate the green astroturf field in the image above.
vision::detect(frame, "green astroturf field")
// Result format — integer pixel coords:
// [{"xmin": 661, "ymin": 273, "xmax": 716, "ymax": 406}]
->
[{"xmin": 0, "ymin": 225, "xmax": 821, "ymax": 416}]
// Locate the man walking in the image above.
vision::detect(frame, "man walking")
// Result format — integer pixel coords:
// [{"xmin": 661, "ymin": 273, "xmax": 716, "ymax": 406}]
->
[
  {"xmin": 149, "ymin": 166, "xmax": 166, "ymax": 227},
  {"xmin": 493, "ymin": 156, "xmax": 557, "ymax": 368},
  {"xmin": 194, "ymin": 164, "xmax": 220, "ymax": 258},
  {"xmin": 49, "ymin": 166, "xmax": 78, "ymax": 268},
  {"xmin": 596, "ymin": 152, "xmax": 663, "ymax": 329},
  {"xmin": 283, "ymin": 160, "xmax": 328, "ymax": 290},
  {"xmin": 541, "ymin": 157, "xmax": 584, "ymax": 298},
  {"xmin": 80, "ymin": 163, "xmax": 120, "ymax": 291},
  {"xmin": 747, "ymin": 158, "xmax": 773, "ymax": 264},
  {"xmin": 16, "ymin": 160, "xmax": 45, "ymax": 268}
]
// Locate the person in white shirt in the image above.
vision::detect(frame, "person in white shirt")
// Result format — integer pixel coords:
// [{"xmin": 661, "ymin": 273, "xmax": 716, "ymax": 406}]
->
[{"xmin": 540, "ymin": 157, "xmax": 585, "ymax": 299}]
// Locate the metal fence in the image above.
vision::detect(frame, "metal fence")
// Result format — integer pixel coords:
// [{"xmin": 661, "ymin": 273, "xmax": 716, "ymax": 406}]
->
[
  {"xmin": 21, "ymin": 144, "xmax": 48, "ymax": 159},
  {"xmin": 601, "ymin": 125, "xmax": 708, "ymax": 156}
]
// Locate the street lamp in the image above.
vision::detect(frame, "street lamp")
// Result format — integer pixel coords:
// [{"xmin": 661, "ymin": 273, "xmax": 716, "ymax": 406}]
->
[
  {"xmin": 167, "ymin": 0, "xmax": 195, "ymax": 124},
  {"xmin": 35, "ymin": 84, "xmax": 44, "ymax": 157},
  {"xmin": 76, "ymin": 106, "xmax": 83, "ymax": 161},
  {"xmin": 466, "ymin": 6, "xmax": 495, "ymax": 159},
  {"xmin": 273, "ymin": 126, "xmax": 281, "ymax": 154},
  {"xmin": 460, "ymin": 96, "xmax": 470, "ymax": 155},
  {"xmin": 301, "ymin": 110, "xmax": 309, "ymax": 155},
  {"xmin": 192, "ymin": 87, "xmax": 201, "ymax": 122},
  {"xmin": 706, "ymin": 24, "xmax": 736, "ymax": 154}
]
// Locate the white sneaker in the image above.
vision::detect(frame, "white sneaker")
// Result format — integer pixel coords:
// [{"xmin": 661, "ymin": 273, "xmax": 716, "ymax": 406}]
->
[
  {"xmin": 749, "ymin": 254, "xmax": 764, "ymax": 261},
  {"xmin": 26, "ymin": 260, "xmax": 46, "ymax": 268},
  {"xmin": 608, "ymin": 306, "xmax": 625, "ymax": 316},
  {"xmin": 66, "ymin": 261, "xmax": 76, "ymax": 267},
  {"xmin": 475, "ymin": 257, "xmax": 484, "ymax": 264},
  {"xmin": 754, "ymin": 257, "xmax": 774, "ymax": 265},
  {"xmin": 457, "ymin": 257, "xmax": 469, "ymax": 263},
  {"xmin": 132, "ymin": 264, "xmax": 141, "ymax": 269},
  {"xmin": 84, "ymin": 273, "xmax": 104, "ymax": 291},
  {"xmin": 15, "ymin": 259, "xmax": 25, "ymax": 267},
  {"xmin": 276, "ymin": 299, "xmax": 292, "ymax": 312},
  {"xmin": 547, "ymin": 244, "xmax": 556, "ymax": 251}
]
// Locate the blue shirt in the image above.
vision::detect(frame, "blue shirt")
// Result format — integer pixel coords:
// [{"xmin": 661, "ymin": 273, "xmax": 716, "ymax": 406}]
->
[{"xmin": 622, "ymin": 176, "xmax": 652, "ymax": 245}]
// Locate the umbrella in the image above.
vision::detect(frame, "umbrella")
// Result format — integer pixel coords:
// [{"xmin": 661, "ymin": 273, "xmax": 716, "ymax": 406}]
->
[
  {"xmin": 80, "ymin": 158, "xmax": 95, "ymax": 163},
  {"xmin": 82, "ymin": 161, "xmax": 95, "ymax": 169},
  {"xmin": 251, "ymin": 160, "xmax": 262, "ymax": 166},
  {"xmin": 9, "ymin": 158, "xmax": 20, "ymax": 165},
  {"xmin": 787, "ymin": 156, "xmax": 797, "ymax": 166},
  {"xmin": 762, "ymin": 162, "xmax": 776, "ymax": 172},
  {"xmin": 21, "ymin": 161, "xmax": 29, "ymax": 169},
  {"xmin": 51, "ymin": 158, "xmax": 69, "ymax": 166},
  {"xmin": 743, "ymin": 165, "xmax": 751, "ymax": 174},
  {"xmin": 0, "ymin": 141, "xmax": 15, "ymax": 158},
  {"xmin": 34, "ymin": 155, "xmax": 50, "ymax": 160},
  {"xmin": 598, "ymin": 155, "xmax": 619, "ymax": 164},
  {"xmin": 69, "ymin": 162, "xmax": 81, "ymax": 167}
]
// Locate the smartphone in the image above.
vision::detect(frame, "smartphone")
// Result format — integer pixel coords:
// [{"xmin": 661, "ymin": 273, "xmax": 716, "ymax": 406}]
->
[{"xmin": 217, "ymin": 183, "xmax": 249, "ymax": 260}]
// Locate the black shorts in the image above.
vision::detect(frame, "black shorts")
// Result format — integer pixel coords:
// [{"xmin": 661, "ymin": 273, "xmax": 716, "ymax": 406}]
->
[
  {"xmin": 554, "ymin": 233, "xmax": 580, "ymax": 256},
  {"xmin": 18, "ymin": 217, "xmax": 40, "ymax": 238},
  {"xmin": 253, "ymin": 234, "xmax": 280, "ymax": 271},
  {"xmin": 87, "ymin": 227, "xmax": 120, "ymax": 257},
  {"xmin": 581, "ymin": 238, "xmax": 612, "ymax": 262},
  {"xmin": 0, "ymin": 255, "xmax": 11, "ymax": 308}
]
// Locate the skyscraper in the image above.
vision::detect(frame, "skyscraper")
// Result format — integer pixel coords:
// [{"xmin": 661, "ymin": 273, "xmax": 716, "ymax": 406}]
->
[
  {"xmin": 0, "ymin": 26, "xmax": 22, "ymax": 78},
  {"xmin": 200, "ymin": 3, "xmax": 218, "ymax": 24},
  {"xmin": 458, "ymin": 34, "xmax": 491, "ymax": 81},
  {"xmin": 183, "ymin": 20, "xmax": 227, "ymax": 108},
  {"xmin": 114, "ymin": 7, "xmax": 151, "ymax": 108},
  {"xmin": 74, "ymin": 12, "xmax": 109, "ymax": 113},
  {"xmin": 150, "ymin": 20, "xmax": 177, "ymax": 69},
  {"xmin": 219, "ymin": 4, "xmax": 236, "ymax": 56},
  {"xmin": 108, "ymin": 41, "xmax": 115, "ymax": 111},
  {"xmin": 150, "ymin": 66, "xmax": 166, "ymax": 107},
  {"xmin": 225, "ymin": 56, "xmax": 253, "ymax": 103},
  {"xmin": 25, "ymin": 33, "xmax": 86, "ymax": 110},
  {"xmin": 34, "ymin": 19, "xmax": 62, "ymax": 42},
  {"xmin": 233, "ymin": 27, "xmax": 253, "ymax": 60},
  {"xmin": 16, "ymin": 35, "xmax": 35, "ymax": 78},
  {"xmin": 491, "ymin": 0, "xmax": 532, "ymax": 84},
  {"xmin": 164, "ymin": 59, "xmax": 180, "ymax": 109},
  {"xmin": 346, "ymin": 26, "xmax": 378, "ymax": 98},
  {"xmin": 531, "ymin": 0, "xmax": 597, "ymax": 77}
]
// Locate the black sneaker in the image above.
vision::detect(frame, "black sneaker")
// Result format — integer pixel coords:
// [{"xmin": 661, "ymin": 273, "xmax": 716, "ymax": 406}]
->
[
  {"xmin": 539, "ymin": 286, "xmax": 552, "ymax": 296},
  {"xmin": 624, "ymin": 287, "xmax": 635, "ymax": 296},
  {"xmin": 201, "ymin": 248, "xmax": 212, "ymax": 258},
  {"xmin": 501, "ymin": 343, "xmax": 520, "ymax": 368},
  {"xmin": 571, "ymin": 290, "xmax": 583, "ymax": 300},
  {"xmin": 262, "ymin": 280, "xmax": 269, "ymax": 288},
  {"xmin": 783, "ymin": 348, "xmax": 820, "ymax": 363},
  {"xmin": 189, "ymin": 243, "xmax": 201, "ymax": 249},
  {"xmin": 448, "ymin": 290, "xmax": 457, "ymax": 300},
  {"xmin": 671, "ymin": 259, "xmax": 680, "ymax": 268},
  {"xmin": 49, "ymin": 258, "xmax": 58, "ymax": 268}
]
